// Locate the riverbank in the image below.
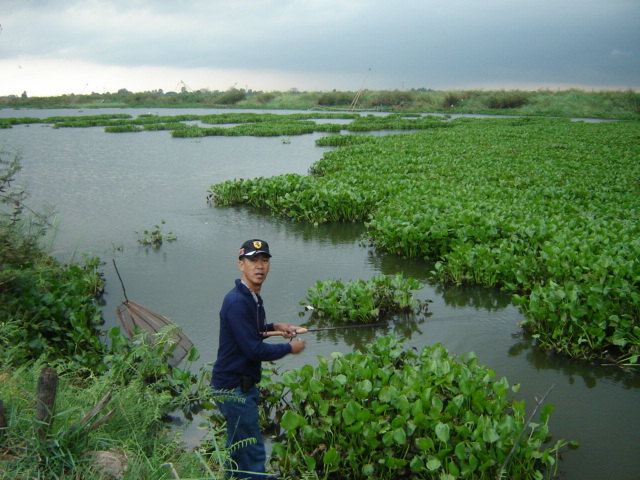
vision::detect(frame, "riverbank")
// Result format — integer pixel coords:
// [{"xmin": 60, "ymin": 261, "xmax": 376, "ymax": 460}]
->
[{"xmin": 2, "ymin": 88, "xmax": 639, "ymax": 120}]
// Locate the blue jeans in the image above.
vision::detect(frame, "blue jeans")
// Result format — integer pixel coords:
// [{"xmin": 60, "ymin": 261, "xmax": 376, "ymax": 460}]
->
[{"xmin": 215, "ymin": 386, "xmax": 266, "ymax": 479}]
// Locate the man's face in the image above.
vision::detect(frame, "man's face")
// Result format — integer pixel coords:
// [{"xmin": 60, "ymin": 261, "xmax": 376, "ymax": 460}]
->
[{"xmin": 238, "ymin": 254, "xmax": 270, "ymax": 291}]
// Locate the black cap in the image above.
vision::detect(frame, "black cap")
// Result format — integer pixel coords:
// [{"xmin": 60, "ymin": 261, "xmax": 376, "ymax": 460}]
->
[{"xmin": 238, "ymin": 239, "xmax": 272, "ymax": 258}]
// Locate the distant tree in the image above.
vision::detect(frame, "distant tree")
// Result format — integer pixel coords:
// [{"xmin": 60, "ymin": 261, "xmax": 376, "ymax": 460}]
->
[
  {"xmin": 21, "ymin": 91, "xmax": 28, "ymax": 99},
  {"xmin": 256, "ymin": 92, "xmax": 276, "ymax": 104}
]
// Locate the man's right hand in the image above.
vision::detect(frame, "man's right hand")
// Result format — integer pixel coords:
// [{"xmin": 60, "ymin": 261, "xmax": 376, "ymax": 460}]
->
[{"xmin": 290, "ymin": 339, "xmax": 306, "ymax": 354}]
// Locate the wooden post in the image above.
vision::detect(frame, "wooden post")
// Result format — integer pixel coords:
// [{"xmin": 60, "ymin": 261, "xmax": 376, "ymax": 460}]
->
[
  {"xmin": 0, "ymin": 399, "xmax": 7, "ymax": 444},
  {"xmin": 35, "ymin": 367, "xmax": 58, "ymax": 439}
]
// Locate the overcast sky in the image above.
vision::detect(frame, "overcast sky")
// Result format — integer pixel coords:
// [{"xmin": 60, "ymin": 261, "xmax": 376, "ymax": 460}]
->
[{"xmin": 1, "ymin": 0, "xmax": 638, "ymax": 97}]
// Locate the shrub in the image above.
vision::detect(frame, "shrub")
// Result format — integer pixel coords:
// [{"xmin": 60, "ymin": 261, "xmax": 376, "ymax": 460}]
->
[
  {"xmin": 214, "ymin": 89, "xmax": 247, "ymax": 105},
  {"xmin": 255, "ymin": 92, "xmax": 276, "ymax": 104},
  {"xmin": 484, "ymin": 91, "xmax": 531, "ymax": 109},
  {"xmin": 370, "ymin": 90, "xmax": 416, "ymax": 107},
  {"xmin": 317, "ymin": 91, "xmax": 354, "ymax": 106},
  {"xmin": 443, "ymin": 92, "xmax": 462, "ymax": 108},
  {"xmin": 1, "ymin": 151, "xmax": 107, "ymax": 371}
]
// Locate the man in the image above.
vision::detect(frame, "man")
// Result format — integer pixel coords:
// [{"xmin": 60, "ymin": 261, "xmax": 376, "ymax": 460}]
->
[{"xmin": 211, "ymin": 239, "xmax": 306, "ymax": 479}]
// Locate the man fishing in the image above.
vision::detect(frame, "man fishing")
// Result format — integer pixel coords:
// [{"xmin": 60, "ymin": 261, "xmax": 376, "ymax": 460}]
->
[{"xmin": 211, "ymin": 239, "xmax": 306, "ymax": 479}]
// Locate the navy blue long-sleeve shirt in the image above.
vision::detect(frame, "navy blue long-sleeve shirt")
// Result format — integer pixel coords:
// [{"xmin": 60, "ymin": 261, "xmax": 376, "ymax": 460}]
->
[{"xmin": 211, "ymin": 279, "xmax": 292, "ymax": 390}]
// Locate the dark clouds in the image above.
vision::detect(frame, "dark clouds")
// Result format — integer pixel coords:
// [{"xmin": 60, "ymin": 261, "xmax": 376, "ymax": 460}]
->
[{"xmin": 1, "ymin": 0, "xmax": 638, "ymax": 95}]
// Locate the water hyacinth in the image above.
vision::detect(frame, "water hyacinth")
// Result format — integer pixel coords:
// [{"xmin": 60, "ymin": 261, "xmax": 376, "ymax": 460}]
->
[
  {"xmin": 302, "ymin": 273, "xmax": 430, "ymax": 323},
  {"xmin": 208, "ymin": 116, "xmax": 640, "ymax": 365},
  {"xmin": 263, "ymin": 335, "xmax": 571, "ymax": 479}
]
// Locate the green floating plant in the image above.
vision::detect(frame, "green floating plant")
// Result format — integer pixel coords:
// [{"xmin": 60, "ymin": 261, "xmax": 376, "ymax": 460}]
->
[
  {"xmin": 263, "ymin": 335, "xmax": 573, "ymax": 480},
  {"xmin": 208, "ymin": 117, "xmax": 640, "ymax": 365},
  {"xmin": 136, "ymin": 220, "xmax": 177, "ymax": 248},
  {"xmin": 301, "ymin": 273, "xmax": 430, "ymax": 323}
]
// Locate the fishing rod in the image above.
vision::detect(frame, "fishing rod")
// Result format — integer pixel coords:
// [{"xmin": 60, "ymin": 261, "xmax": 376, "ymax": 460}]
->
[{"xmin": 263, "ymin": 322, "xmax": 387, "ymax": 337}]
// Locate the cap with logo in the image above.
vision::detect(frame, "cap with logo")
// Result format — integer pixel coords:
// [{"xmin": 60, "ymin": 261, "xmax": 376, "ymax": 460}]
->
[{"xmin": 238, "ymin": 239, "xmax": 272, "ymax": 258}]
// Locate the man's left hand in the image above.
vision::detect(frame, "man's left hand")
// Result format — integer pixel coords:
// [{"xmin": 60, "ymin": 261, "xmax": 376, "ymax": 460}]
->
[{"xmin": 273, "ymin": 323, "xmax": 299, "ymax": 338}]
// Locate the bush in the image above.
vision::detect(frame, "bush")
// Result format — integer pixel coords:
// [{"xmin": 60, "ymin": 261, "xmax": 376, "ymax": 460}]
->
[
  {"xmin": 370, "ymin": 90, "xmax": 416, "ymax": 107},
  {"xmin": 255, "ymin": 92, "xmax": 276, "ymax": 104},
  {"xmin": 442, "ymin": 91, "xmax": 462, "ymax": 108},
  {"xmin": 214, "ymin": 89, "xmax": 247, "ymax": 105},
  {"xmin": 484, "ymin": 90, "xmax": 531, "ymax": 109},
  {"xmin": 317, "ymin": 91, "xmax": 354, "ymax": 106}
]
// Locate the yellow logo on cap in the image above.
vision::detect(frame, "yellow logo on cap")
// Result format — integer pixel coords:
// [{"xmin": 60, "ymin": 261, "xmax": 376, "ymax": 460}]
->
[{"xmin": 253, "ymin": 241, "xmax": 262, "ymax": 249}]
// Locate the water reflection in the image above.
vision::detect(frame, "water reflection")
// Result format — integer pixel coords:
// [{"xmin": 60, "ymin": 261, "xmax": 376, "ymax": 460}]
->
[
  {"xmin": 240, "ymin": 207, "xmax": 367, "ymax": 245},
  {"xmin": 509, "ymin": 334, "xmax": 640, "ymax": 390},
  {"xmin": 435, "ymin": 284, "xmax": 514, "ymax": 310}
]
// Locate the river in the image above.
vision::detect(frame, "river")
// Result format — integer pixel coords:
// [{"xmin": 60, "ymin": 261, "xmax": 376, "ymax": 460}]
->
[{"xmin": 1, "ymin": 108, "xmax": 638, "ymax": 480}]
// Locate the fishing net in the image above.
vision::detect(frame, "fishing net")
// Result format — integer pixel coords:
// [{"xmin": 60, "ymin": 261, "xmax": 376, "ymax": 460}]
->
[
  {"xmin": 113, "ymin": 260, "xmax": 194, "ymax": 368},
  {"xmin": 116, "ymin": 300, "xmax": 194, "ymax": 368}
]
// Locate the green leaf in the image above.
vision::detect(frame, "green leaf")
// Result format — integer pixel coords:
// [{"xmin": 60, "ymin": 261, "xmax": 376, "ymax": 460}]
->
[
  {"xmin": 435, "ymin": 422, "xmax": 450, "ymax": 443},
  {"xmin": 483, "ymin": 428, "xmax": 500, "ymax": 443},
  {"xmin": 187, "ymin": 347, "xmax": 200, "ymax": 362},
  {"xmin": 305, "ymin": 456, "xmax": 316, "ymax": 471},
  {"xmin": 426, "ymin": 457, "xmax": 442, "ymax": 471},
  {"xmin": 455, "ymin": 442, "xmax": 466, "ymax": 460},
  {"xmin": 417, "ymin": 436, "xmax": 435, "ymax": 452},
  {"xmin": 323, "ymin": 447, "xmax": 340, "ymax": 469},
  {"xmin": 362, "ymin": 464, "xmax": 375, "ymax": 476},
  {"xmin": 309, "ymin": 377, "xmax": 324, "ymax": 393},
  {"xmin": 343, "ymin": 401, "xmax": 360, "ymax": 425},
  {"xmin": 393, "ymin": 427, "xmax": 407, "ymax": 445},
  {"xmin": 281, "ymin": 410, "xmax": 306, "ymax": 430}
]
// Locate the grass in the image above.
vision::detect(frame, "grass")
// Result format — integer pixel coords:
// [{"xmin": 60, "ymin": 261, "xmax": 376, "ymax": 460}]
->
[
  {"xmin": 1, "ymin": 88, "xmax": 638, "ymax": 119},
  {"xmin": 0, "ymin": 333, "xmax": 227, "ymax": 479}
]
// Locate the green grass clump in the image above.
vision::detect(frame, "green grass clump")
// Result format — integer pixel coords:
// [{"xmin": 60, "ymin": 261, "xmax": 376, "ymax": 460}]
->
[{"xmin": 0, "ymin": 329, "xmax": 222, "ymax": 479}]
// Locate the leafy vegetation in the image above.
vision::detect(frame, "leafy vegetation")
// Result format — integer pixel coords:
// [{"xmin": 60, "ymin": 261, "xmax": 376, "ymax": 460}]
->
[
  {"xmin": 208, "ymin": 117, "xmax": 640, "ymax": 365},
  {"xmin": 262, "ymin": 335, "xmax": 572, "ymax": 479},
  {"xmin": 0, "ymin": 329, "xmax": 221, "ymax": 479},
  {"xmin": 1, "ymin": 152, "xmax": 108, "ymax": 371},
  {"xmin": 302, "ymin": 273, "xmax": 430, "ymax": 323},
  {"xmin": 136, "ymin": 219, "xmax": 177, "ymax": 248}
]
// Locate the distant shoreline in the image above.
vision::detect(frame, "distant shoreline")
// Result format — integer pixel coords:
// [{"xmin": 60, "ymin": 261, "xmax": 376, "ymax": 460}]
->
[{"xmin": 1, "ymin": 88, "xmax": 639, "ymax": 120}]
